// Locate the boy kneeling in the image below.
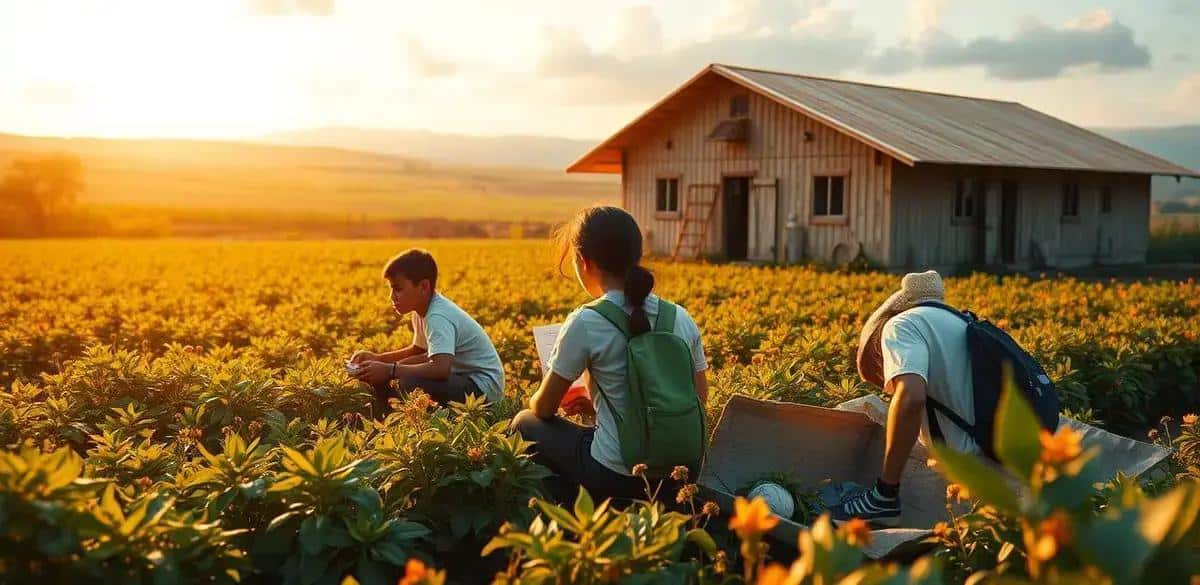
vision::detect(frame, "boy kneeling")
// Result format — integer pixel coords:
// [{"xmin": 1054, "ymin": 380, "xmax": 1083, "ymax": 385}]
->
[{"xmin": 350, "ymin": 249, "xmax": 505, "ymax": 411}]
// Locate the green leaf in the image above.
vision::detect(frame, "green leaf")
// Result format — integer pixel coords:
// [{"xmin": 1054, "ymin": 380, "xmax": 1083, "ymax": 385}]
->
[
  {"xmin": 573, "ymin": 487, "xmax": 595, "ymax": 522},
  {"xmin": 930, "ymin": 443, "xmax": 1020, "ymax": 515},
  {"xmin": 685, "ymin": 528, "xmax": 717, "ymax": 555},
  {"xmin": 535, "ymin": 499, "xmax": 581, "ymax": 533},
  {"xmin": 469, "ymin": 468, "xmax": 494, "ymax": 487},
  {"xmin": 994, "ymin": 369, "xmax": 1044, "ymax": 481},
  {"xmin": 281, "ymin": 447, "xmax": 320, "ymax": 476},
  {"xmin": 1076, "ymin": 508, "xmax": 1154, "ymax": 585},
  {"xmin": 266, "ymin": 511, "xmax": 300, "ymax": 533},
  {"xmin": 1139, "ymin": 481, "xmax": 1200, "ymax": 547},
  {"xmin": 300, "ymin": 515, "xmax": 330, "ymax": 555}
]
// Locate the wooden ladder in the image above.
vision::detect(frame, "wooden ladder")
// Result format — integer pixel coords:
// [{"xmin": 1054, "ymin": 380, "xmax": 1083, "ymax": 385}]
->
[{"xmin": 672, "ymin": 184, "xmax": 719, "ymax": 261}]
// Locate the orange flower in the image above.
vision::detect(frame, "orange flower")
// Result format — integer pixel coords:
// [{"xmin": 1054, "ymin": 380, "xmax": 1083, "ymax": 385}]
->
[
  {"xmin": 631, "ymin": 463, "xmax": 648, "ymax": 477},
  {"xmin": 840, "ymin": 517, "xmax": 873, "ymax": 547},
  {"xmin": 670, "ymin": 465, "xmax": 690, "ymax": 481},
  {"xmin": 932, "ymin": 521, "xmax": 950, "ymax": 539},
  {"xmin": 1039, "ymin": 427, "xmax": 1082, "ymax": 465},
  {"xmin": 466, "ymin": 447, "xmax": 484, "ymax": 462},
  {"xmin": 1184, "ymin": 413, "xmax": 1198, "ymax": 426},
  {"xmin": 1031, "ymin": 512, "xmax": 1072, "ymax": 562},
  {"xmin": 756, "ymin": 563, "xmax": 796, "ymax": 585},
  {"xmin": 399, "ymin": 559, "xmax": 427, "ymax": 585},
  {"xmin": 729, "ymin": 496, "xmax": 779, "ymax": 539}
]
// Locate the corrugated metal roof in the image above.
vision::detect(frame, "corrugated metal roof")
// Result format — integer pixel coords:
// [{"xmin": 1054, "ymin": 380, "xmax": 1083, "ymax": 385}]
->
[{"xmin": 568, "ymin": 63, "xmax": 1200, "ymax": 178}]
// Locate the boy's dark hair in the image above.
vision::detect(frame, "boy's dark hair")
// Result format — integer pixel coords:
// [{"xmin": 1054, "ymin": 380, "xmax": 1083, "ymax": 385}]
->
[{"xmin": 383, "ymin": 248, "xmax": 438, "ymax": 289}]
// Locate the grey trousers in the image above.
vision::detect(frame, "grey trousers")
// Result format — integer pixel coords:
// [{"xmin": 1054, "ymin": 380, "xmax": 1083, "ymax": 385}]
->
[
  {"xmin": 372, "ymin": 372, "xmax": 481, "ymax": 413},
  {"xmin": 510, "ymin": 409, "xmax": 649, "ymax": 505}
]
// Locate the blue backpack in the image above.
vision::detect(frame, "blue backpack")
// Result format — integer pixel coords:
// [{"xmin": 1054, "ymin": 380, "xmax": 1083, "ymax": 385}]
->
[{"xmin": 915, "ymin": 302, "xmax": 1060, "ymax": 460}]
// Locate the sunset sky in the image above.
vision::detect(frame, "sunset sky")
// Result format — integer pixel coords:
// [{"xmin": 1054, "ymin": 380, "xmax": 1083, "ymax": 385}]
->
[{"xmin": 1, "ymin": 0, "xmax": 1197, "ymax": 140}]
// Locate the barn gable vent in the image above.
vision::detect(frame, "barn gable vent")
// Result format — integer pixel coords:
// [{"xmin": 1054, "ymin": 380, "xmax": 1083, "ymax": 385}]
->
[{"xmin": 707, "ymin": 117, "xmax": 750, "ymax": 142}]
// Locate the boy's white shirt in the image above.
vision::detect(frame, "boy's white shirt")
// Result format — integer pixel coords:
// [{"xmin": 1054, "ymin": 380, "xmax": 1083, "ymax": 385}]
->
[
  {"xmin": 880, "ymin": 305, "xmax": 980, "ymax": 455},
  {"xmin": 548, "ymin": 290, "xmax": 707, "ymax": 476},
  {"xmin": 410, "ymin": 293, "xmax": 506, "ymax": 403}
]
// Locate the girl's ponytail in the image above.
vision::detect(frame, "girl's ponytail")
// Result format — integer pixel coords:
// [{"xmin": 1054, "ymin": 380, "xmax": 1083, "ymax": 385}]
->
[
  {"xmin": 557, "ymin": 206, "xmax": 656, "ymax": 335},
  {"xmin": 624, "ymin": 264, "xmax": 655, "ymax": 336}
]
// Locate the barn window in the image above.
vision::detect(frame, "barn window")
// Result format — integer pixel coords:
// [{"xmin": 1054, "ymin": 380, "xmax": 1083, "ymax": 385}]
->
[
  {"xmin": 1061, "ymin": 183, "xmax": 1080, "ymax": 221},
  {"xmin": 1100, "ymin": 186, "xmax": 1112, "ymax": 214},
  {"xmin": 812, "ymin": 175, "xmax": 845, "ymax": 218},
  {"xmin": 730, "ymin": 94, "xmax": 750, "ymax": 118},
  {"xmin": 656, "ymin": 178, "xmax": 679, "ymax": 213},
  {"xmin": 953, "ymin": 178, "xmax": 983, "ymax": 223}
]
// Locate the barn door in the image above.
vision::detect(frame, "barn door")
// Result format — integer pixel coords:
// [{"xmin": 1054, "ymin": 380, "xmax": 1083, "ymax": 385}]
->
[{"xmin": 748, "ymin": 179, "xmax": 778, "ymax": 262}]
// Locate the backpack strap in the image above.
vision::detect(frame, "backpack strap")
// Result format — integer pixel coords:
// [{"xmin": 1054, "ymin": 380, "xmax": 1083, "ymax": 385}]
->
[
  {"xmin": 913, "ymin": 301, "xmax": 977, "ymax": 324},
  {"xmin": 586, "ymin": 299, "xmax": 631, "ymax": 340},
  {"xmin": 654, "ymin": 300, "xmax": 677, "ymax": 333},
  {"xmin": 926, "ymin": 398, "xmax": 976, "ymax": 444},
  {"xmin": 582, "ymin": 299, "xmax": 629, "ymax": 426}
]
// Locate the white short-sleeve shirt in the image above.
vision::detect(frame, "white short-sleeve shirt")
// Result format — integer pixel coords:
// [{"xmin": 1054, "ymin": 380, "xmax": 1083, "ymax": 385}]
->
[
  {"xmin": 881, "ymin": 305, "xmax": 980, "ymax": 455},
  {"xmin": 411, "ymin": 293, "xmax": 506, "ymax": 403},
  {"xmin": 548, "ymin": 290, "xmax": 707, "ymax": 476}
]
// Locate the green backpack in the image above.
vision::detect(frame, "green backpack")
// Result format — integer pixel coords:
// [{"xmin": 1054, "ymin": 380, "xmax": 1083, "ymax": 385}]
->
[{"xmin": 587, "ymin": 298, "xmax": 706, "ymax": 477}]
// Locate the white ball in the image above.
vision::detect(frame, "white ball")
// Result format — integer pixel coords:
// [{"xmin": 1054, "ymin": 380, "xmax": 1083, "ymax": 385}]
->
[{"xmin": 748, "ymin": 482, "xmax": 794, "ymax": 520}]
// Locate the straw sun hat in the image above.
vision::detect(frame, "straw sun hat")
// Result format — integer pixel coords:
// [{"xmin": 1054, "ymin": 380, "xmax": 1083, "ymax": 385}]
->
[{"xmin": 855, "ymin": 270, "xmax": 946, "ymax": 389}]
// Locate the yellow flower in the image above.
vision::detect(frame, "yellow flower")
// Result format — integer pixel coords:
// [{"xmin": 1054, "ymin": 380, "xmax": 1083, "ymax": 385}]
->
[
  {"xmin": 676, "ymin": 483, "xmax": 698, "ymax": 504},
  {"xmin": 840, "ymin": 517, "xmax": 873, "ymax": 547},
  {"xmin": 631, "ymin": 463, "xmax": 648, "ymax": 477},
  {"xmin": 932, "ymin": 521, "xmax": 950, "ymax": 540},
  {"xmin": 670, "ymin": 465, "xmax": 690, "ymax": 481},
  {"xmin": 1039, "ymin": 427, "xmax": 1083, "ymax": 465},
  {"xmin": 945, "ymin": 483, "xmax": 970, "ymax": 502},
  {"xmin": 702, "ymin": 501, "xmax": 721, "ymax": 517},
  {"xmin": 729, "ymin": 496, "xmax": 780, "ymax": 539}
]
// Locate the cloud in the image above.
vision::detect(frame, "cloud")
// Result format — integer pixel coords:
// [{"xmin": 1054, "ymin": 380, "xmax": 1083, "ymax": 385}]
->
[
  {"xmin": 250, "ymin": 0, "xmax": 333, "ymax": 16},
  {"xmin": 907, "ymin": 0, "xmax": 950, "ymax": 37},
  {"xmin": 407, "ymin": 39, "xmax": 460, "ymax": 78},
  {"xmin": 613, "ymin": 5, "xmax": 663, "ymax": 58},
  {"xmin": 868, "ymin": 9, "xmax": 1150, "ymax": 79},
  {"xmin": 536, "ymin": 1, "xmax": 874, "ymax": 104},
  {"xmin": 1169, "ymin": 73, "xmax": 1200, "ymax": 111}
]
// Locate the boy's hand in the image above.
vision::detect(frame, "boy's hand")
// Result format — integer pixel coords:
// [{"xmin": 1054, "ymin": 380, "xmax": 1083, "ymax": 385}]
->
[
  {"xmin": 349, "ymin": 350, "xmax": 379, "ymax": 364},
  {"xmin": 354, "ymin": 361, "xmax": 392, "ymax": 386}
]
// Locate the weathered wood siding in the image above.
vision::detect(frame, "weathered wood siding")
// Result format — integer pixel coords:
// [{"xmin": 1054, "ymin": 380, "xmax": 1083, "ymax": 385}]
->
[
  {"xmin": 622, "ymin": 77, "xmax": 892, "ymax": 264},
  {"xmin": 890, "ymin": 164, "xmax": 1150, "ymax": 271}
]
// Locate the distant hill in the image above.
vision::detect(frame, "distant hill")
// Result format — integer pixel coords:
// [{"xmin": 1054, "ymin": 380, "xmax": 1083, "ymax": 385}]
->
[
  {"xmin": 1093, "ymin": 125, "xmax": 1200, "ymax": 208},
  {"xmin": 263, "ymin": 127, "xmax": 597, "ymax": 170},
  {"xmin": 0, "ymin": 133, "xmax": 617, "ymax": 223},
  {"xmin": 264, "ymin": 125, "xmax": 1199, "ymax": 206}
]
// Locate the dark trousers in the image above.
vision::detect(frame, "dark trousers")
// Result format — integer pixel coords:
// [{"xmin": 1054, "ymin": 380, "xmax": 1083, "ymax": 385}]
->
[
  {"xmin": 372, "ymin": 373, "xmax": 481, "ymax": 414},
  {"xmin": 510, "ymin": 409, "xmax": 649, "ymax": 505}
]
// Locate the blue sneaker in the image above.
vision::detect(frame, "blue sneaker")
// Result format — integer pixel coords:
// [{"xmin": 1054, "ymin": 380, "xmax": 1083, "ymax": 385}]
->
[{"xmin": 827, "ymin": 485, "xmax": 901, "ymax": 528}]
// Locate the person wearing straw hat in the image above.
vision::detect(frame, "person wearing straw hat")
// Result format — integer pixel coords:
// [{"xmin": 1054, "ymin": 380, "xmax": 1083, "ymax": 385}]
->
[{"xmin": 828, "ymin": 270, "xmax": 979, "ymax": 527}]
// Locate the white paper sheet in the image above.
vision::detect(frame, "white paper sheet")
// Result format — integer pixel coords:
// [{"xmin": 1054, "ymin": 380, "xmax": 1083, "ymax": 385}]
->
[{"xmin": 532, "ymin": 323, "xmax": 588, "ymax": 393}]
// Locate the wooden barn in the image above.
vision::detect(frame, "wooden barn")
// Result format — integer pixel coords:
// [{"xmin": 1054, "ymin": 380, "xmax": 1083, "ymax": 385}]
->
[{"xmin": 567, "ymin": 64, "xmax": 1200, "ymax": 271}]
